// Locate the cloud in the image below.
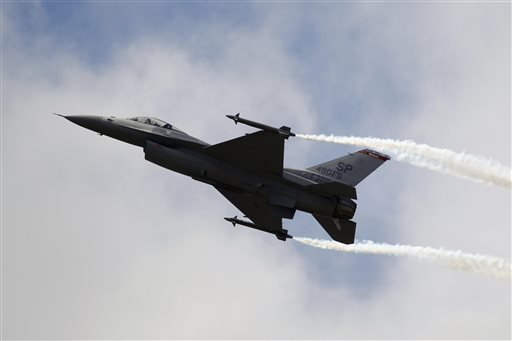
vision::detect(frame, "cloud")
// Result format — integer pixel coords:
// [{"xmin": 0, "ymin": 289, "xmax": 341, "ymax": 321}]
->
[{"xmin": 2, "ymin": 2, "xmax": 510, "ymax": 339}]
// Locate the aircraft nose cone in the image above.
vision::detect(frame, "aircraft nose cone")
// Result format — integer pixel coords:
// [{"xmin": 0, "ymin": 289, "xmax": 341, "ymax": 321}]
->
[{"xmin": 64, "ymin": 115, "xmax": 107, "ymax": 133}]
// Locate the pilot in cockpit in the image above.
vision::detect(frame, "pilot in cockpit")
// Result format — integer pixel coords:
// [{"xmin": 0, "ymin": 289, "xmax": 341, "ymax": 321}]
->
[{"xmin": 128, "ymin": 116, "xmax": 181, "ymax": 131}]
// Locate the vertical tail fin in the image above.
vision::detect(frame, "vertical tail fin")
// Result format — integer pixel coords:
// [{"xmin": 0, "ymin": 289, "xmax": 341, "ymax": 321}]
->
[{"xmin": 307, "ymin": 149, "xmax": 390, "ymax": 186}]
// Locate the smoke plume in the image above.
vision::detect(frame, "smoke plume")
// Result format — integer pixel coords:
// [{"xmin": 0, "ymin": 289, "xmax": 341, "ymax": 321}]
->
[
  {"xmin": 294, "ymin": 237, "xmax": 511, "ymax": 280},
  {"xmin": 297, "ymin": 134, "xmax": 511, "ymax": 190}
]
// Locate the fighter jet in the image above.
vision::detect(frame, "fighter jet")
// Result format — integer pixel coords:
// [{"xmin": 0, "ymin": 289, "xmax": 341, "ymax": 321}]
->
[{"xmin": 57, "ymin": 113, "xmax": 389, "ymax": 244}]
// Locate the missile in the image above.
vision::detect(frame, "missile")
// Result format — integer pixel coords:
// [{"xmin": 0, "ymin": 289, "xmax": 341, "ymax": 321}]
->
[
  {"xmin": 226, "ymin": 113, "xmax": 296, "ymax": 139},
  {"xmin": 224, "ymin": 216, "xmax": 293, "ymax": 241}
]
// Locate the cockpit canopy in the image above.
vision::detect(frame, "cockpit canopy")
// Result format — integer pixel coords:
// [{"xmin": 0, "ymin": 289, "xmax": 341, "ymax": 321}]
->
[{"xmin": 128, "ymin": 116, "xmax": 183, "ymax": 132}]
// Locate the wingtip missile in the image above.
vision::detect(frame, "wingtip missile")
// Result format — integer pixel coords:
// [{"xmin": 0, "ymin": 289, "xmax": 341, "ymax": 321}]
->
[
  {"xmin": 226, "ymin": 113, "xmax": 240, "ymax": 124},
  {"xmin": 224, "ymin": 216, "xmax": 238, "ymax": 227},
  {"xmin": 223, "ymin": 216, "xmax": 293, "ymax": 241},
  {"xmin": 226, "ymin": 113, "xmax": 295, "ymax": 139}
]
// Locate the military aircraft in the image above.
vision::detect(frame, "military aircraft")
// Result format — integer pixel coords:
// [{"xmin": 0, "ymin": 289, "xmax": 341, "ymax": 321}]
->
[{"xmin": 57, "ymin": 113, "xmax": 389, "ymax": 244}]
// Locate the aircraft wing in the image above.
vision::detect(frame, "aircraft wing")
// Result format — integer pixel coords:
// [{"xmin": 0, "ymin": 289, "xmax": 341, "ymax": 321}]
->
[
  {"xmin": 203, "ymin": 131, "xmax": 284, "ymax": 175},
  {"xmin": 215, "ymin": 187, "xmax": 295, "ymax": 232}
]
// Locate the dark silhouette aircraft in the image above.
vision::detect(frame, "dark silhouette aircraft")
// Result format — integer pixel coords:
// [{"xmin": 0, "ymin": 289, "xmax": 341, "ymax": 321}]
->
[{"xmin": 57, "ymin": 113, "xmax": 389, "ymax": 244}]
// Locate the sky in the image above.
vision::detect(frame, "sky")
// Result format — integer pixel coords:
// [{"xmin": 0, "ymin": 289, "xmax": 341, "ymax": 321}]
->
[{"xmin": 2, "ymin": 2, "xmax": 511, "ymax": 339}]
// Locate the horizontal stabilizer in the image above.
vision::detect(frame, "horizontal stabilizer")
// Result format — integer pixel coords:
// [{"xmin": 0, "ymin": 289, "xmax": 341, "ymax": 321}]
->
[
  {"xmin": 308, "ymin": 182, "xmax": 357, "ymax": 199},
  {"xmin": 313, "ymin": 214, "xmax": 356, "ymax": 244}
]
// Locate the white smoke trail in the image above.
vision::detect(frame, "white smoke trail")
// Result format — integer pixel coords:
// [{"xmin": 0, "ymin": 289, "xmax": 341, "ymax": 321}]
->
[
  {"xmin": 294, "ymin": 237, "xmax": 512, "ymax": 280},
  {"xmin": 297, "ymin": 134, "xmax": 511, "ymax": 190}
]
